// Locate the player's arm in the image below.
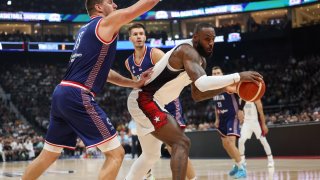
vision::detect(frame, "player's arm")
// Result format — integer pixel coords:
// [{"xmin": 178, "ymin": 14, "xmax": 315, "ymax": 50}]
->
[
  {"xmin": 191, "ymin": 84, "xmax": 225, "ymax": 102},
  {"xmin": 98, "ymin": 0, "xmax": 160, "ymax": 42},
  {"xmin": 107, "ymin": 69, "xmax": 151, "ymax": 88},
  {"xmin": 214, "ymin": 108, "xmax": 220, "ymax": 128},
  {"xmin": 124, "ymin": 59, "xmax": 137, "ymax": 80},
  {"xmin": 182, "ymin": 45, "xmax": 262, "ymax": 91},
  {"xmin": 151, "ymin": 48, "xmax": 165, "ymax": 65},
  {"xmin": 255, "ymin": 99, "xmax": 269, "ymax": 134},
  {"xmin": 237, "ymin": 98, "xmax": 246, "ymax": 124}
]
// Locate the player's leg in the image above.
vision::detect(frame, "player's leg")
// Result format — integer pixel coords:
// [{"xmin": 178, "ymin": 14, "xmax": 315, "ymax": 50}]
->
[
  {"xmin": 63, "ymin": 89, "xmax": 125, "ymax": 180},
  {"xmin": 165, "ymin": 99, "xmax": 196, "ymax": 180},
  {"xmin": 151, "ymin": 114, "xmax": 190, "ymax": 180},
  {"xmin": 166, "ymin": 145, "xmax": 196, "ymax": 180},
  {"xmin": 238, "ymin": 123, "xmax": 252, "ymax": 164},
  {"xmin": 22, "ymin": 149, "xmax": 61, "ymax": 180},
  {"xmin": 221, "ymin": 136, "xmax": 241, "ymax": 163},
  {"xmin": 254, "ymin": 123, "xmax": 274, "ymax": 167},
  {"xmin": 126, "ymin": 134, "xmax": 162, "ymax": 180},
  {"xmin": 221, "ymin": 119, "xmax": 246, "ymax": 178},
  {"xmin": 97, "ymin": 138, "xmax": 124, "ymax": 180},
  {"xmin": 22, "ymin": 114, "xmax": 76, "ymax": 180},
  {"xmin": 260, "ymin": 137, "xmax": 274, "ymax": 167}
]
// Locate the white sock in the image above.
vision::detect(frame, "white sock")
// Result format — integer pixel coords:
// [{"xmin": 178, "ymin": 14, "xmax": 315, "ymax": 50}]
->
[{"xmin": 126, "ymin": 134, "xmax": 162, "ymax": 180}]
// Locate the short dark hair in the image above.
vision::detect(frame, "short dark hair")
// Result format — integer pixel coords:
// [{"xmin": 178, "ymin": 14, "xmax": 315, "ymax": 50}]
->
[
  {"xmin": 85, "ymin": 0, "xmax": 103, "ymax": 16},
  {"xmin": 128, "ymin": 23, "xmax": 146, "ymax": 35},
  {"xmin": 212, "ymin": 66, "xmax": 222, "ymax": 71},
  {"xmin": 193, "ymin": 23, "xmax": 215, "ymax": 34}
]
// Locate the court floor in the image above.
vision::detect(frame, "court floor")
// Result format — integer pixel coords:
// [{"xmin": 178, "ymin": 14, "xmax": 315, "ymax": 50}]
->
[{"xmin": 1, "ymin": 157, "xmax": 320, "ymax": 179}]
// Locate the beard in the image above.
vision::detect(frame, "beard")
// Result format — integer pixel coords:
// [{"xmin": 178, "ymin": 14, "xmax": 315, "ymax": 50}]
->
[{"xmin": 195, "ymin": 41, "xmax": 212, "ymax": 58}]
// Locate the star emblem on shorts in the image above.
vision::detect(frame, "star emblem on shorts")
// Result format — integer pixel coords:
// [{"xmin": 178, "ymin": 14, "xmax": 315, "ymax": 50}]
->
[{"xmin": 154, "ymin": 116, "xmax": 160, "ymax": 123}]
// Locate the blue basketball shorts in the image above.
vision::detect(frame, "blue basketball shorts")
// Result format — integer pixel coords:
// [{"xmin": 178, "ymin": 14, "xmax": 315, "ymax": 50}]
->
[
  {"xmin": 217, "ymin": 115, "xmax": 240, "ymax": 137},
  {"xmin": 164, "ymin": 98, "xmax": 186, "ymax": 129},
  {"xmin": 44, "ymin": 82, "xmax": 119, "ymax": 152}
]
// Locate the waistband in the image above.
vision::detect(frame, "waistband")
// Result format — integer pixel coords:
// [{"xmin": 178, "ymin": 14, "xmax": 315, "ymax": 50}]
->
[{"xmin": 60, "ymin": 80, "xmax": 96, "ymax": 97}]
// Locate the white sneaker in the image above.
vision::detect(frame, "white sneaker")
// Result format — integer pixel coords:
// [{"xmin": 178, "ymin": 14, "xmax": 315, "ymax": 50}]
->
[{"xmin": 268, "ymin": 160, "xmax": 274, "ymax": 168}]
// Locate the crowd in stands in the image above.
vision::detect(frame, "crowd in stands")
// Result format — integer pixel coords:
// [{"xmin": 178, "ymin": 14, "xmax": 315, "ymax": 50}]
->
[
  {"xmin": 0, "ymin": 96, "xmax": 44, "ymax": 162},
  {"xmin": 1, "ymin": 0, "xmax": 266, "ymax": 14},
  {"xmin": 0, "ymin": 15, "xmax": 292, "ymax": 43},
  {"xmin": 0, "ymin": 53, "xmax": 319, "ymax": 161}
]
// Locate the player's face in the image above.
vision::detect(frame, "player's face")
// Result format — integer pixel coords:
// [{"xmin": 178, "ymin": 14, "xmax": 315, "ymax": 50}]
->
[
  {"xmin": 212, "ymin": 69, "xmax": 223, "ymax": 76},
  {"xmin": 129, "ymin": 28, "xmax": 146, "ymax": 49},
  {"xmin": 194, "ymin": 27, "xmax": 215, "ymax": 58},
  {"xmin": 100, "ymin": 0, "xmax": 117, "ymax": 16}
]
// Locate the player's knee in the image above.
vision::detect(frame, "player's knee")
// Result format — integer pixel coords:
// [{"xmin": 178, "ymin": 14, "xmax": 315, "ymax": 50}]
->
[
  {"xmin": 173, "ymin": 135, "xmax": 191, "ymax": 151},
  {"xmin": 223, "ymin": 137, "xmax": 235, "ymax": 148},
  {"xmin": 105, "ymin": 146, "xmax": 125, "ymax": 163}
]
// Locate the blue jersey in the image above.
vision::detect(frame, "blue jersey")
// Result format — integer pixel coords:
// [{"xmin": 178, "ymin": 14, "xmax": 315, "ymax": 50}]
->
[
  {"xmin": 126, "ymin": 46, "xmax": 154, "ymax": 80},
  {"xmin": 213, "ymin": 92, "xmax": 241, "ymax": 137},
  {"xmin": 63, "ymin": 16, "xmax": 118, "ymax": 95},
  {"xmin": 213, "ymin": 92, "xmax": 240, "ymax": 120},
  {"xmin": 46, "ymin": 16, "xmax": 120, "ymax": 150}
]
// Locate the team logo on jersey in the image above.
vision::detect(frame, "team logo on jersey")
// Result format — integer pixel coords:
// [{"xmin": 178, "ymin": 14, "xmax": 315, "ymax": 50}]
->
[
  {"xmin": 139, "ymin": 68, "xmax": 142, "ymax": 71},
  {"xmin": 154, "ymin": 116, "xmax": 160, "ymax": 123},
  {"xmin": 213, "ymin": 95, "xmax": 225, "ymax": 101},
  {"xmin": 217, "ymin": 109, "xmax": 229, "ymax": 114}
]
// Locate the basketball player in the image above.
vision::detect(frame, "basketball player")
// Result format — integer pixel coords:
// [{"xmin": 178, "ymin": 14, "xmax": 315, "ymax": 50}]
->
[
  {"xmin": 238, "ymin": 99, "xmax": 274, "ymax": 167},
  {"xmin": 124, "ymin": 23, "xmax": 196, "ymax": 180},
  {"xmin": 127, "ymin": 23, "xmax": 262, "ymax": 180},
  {"xmin": 212, "ymin": 66, "xmax": 247, "ymax": 179},
  {"xmin": 21, "ymin": 0, "xmax": 160, "ymax": 179}
]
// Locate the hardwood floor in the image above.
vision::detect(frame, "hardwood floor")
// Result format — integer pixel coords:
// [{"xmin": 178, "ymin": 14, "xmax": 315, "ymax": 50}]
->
[{"xmin": 1, "ymin": 157, "xmax": 320, "ymax": 179}]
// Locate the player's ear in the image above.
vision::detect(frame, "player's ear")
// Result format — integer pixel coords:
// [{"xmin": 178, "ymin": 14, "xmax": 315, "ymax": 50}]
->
[
  {"xmin": 192, "ymin": 33, "xmax": 199, "ymax": 42},
  {"xmin": 94, "ymin": 3, "xmax": 103, "ymax": 13}
]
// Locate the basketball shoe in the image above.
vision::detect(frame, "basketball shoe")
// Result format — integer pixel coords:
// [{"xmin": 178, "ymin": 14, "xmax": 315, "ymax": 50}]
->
[
  {"xmin": 229, "ymin": 165, "xmax": 238, "ymax": 176},
  {"xmin": 233, "ymin": 165, "xmax": 247, "ymax": 179}
]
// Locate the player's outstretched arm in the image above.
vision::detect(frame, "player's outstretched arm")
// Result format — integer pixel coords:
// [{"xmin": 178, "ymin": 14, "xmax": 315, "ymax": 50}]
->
[
  {"xmin": 181, "ymin": 45, "xmax": 262, "ymax": 101},
  {"xmin": 107, "ymin": 69, "xmax": 151, "ymax": 88},
  {"xmin": 190, "ymin": 83, "xmax": 225, "ymax": 102},
  {"xmin": 98, "ymin": 0, "xmax": 160, "ymax": 41}
]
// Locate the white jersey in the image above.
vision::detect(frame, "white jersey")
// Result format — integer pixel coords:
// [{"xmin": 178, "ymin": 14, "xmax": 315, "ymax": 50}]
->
[
  {"xmin": 142, "ymin": 39, "xmax": 194, "ymax": 107},
  {"xmin": 128, "ymin": 39, "xmax": 197, "ymax": 136},
  {"xmin": 243, "ymin": 101, "xmax": 259, "ymax": 123}
]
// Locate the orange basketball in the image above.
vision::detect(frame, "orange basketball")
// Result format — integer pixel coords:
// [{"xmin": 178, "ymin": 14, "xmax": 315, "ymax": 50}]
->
[{"xmin": 237, "ymin": 80, "xmax": 266, "ymax": 102}]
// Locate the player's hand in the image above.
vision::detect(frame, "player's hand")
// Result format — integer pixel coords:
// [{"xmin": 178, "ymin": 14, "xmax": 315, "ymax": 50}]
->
[
  {"xmin": 214, "ymin": 121, "xmax": 219, "ymax": 128},
  {"xmin": 239, "ymin": 71, "xmax": 263, "ymax": 85},
  {"xmin": 135, "ymin": 68, "xmax": 153, "ymax": 88},
  {"xmin": 261, "ymin": 123, "xmax": 269, "ymax": 135},
  {"xmin": 225, "ymin": 83, "xmax": 238, "ymax": 93},
  {"xmin": 237, "ymin": 110, "xmax": 244, "ymax": 124}
]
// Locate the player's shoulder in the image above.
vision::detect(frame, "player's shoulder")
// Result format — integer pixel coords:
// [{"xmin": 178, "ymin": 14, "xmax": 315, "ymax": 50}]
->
[{"xmin": 150, "ymin": 47, "xmax": 164, "ymax": 54}]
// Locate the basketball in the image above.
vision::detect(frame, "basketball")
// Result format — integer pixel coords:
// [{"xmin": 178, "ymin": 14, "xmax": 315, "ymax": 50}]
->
[{"xmin": 237, "ymin": 80, "xmax": 266, "ymax": 102}]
